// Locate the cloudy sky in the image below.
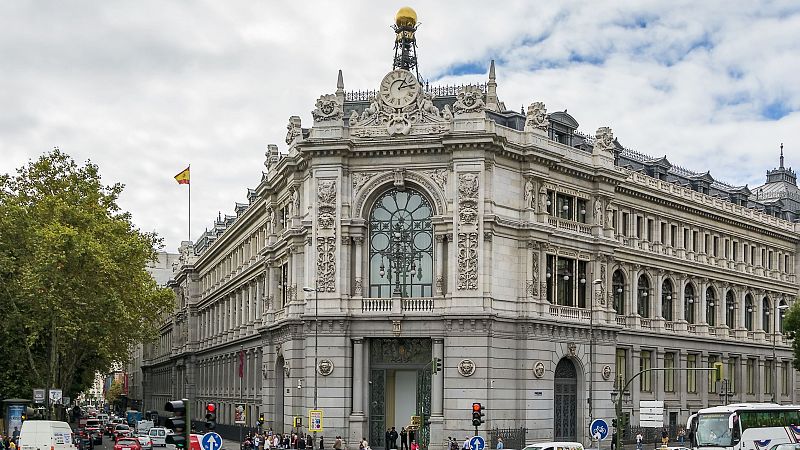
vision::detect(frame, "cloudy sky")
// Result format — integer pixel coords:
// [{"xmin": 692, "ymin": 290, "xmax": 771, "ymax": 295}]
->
[{"xmin": 2, "ymin": 1, "xmax": 799, "ymax": 252}]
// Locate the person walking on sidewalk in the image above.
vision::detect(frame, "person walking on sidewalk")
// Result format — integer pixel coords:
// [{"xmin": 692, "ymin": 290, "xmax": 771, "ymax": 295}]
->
[{"xmin": 636, "ymin": 432, "xmax": 643, "ymax": 450}]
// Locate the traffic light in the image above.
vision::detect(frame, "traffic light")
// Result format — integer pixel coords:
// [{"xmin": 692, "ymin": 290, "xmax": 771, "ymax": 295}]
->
[
  {"xmin": 165, "ymin": 399, "xmax": 189, "ymax": 449},
  {"xmin": 612, "ymin": 419, "xmax": 617, "ymax": 429},
  {"xmin": 21, "ymin": 413, "xmax": 27, "ymax": 423},
  {"xmin": 471, "ymin": 402, "xmax": 485, "ymax": 427},
  {"xmin": 205, "ymin": 403, "xmax": 217, "ymax": 431},
  {"xmin": 293, "ymin": 416, "xmax": 302, "ymax": 428},
  {"xmin": 432, "ymin": 357, "xmax": 442, "ymax": 375},
  {"xmin": 258, "ymin": 414, "xmax": 265, "ymax": 427},
  {"xmin": 713, "ymin": 362, "xmax": 724, "ymax": 382}
]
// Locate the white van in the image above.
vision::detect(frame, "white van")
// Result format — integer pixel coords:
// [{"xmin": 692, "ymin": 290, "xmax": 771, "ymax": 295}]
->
[
  {"xmin": 521, "ymin": 442, "xmax": 585, "ymax": 450},
  {"xmin": 18, "ymin": 420, "xmax": 77, "ymax": 450},
  {"xmin": 147, "ymin": 427, "xmax": 173, "ymax": 447},
  {"xmin": 97, "ymin": 414, "xmax": 109, "ymax": 426}
]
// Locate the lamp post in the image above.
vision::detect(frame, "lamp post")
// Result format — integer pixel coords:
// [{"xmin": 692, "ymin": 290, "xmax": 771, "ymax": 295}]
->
[
  {"xmin": 771, "ymin": 300, "xmax": 789, "ymax": 403},
  {"xmin": 303, "ymin": 285, "xmax": 319, "ymax": 410},
  {"xmin": 589, "ymin": 279, "xmax": 602, "ymax": 423}
]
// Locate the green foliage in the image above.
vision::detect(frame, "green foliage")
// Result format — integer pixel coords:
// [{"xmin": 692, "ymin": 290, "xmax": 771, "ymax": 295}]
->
[
  {"xmin": 783, "ymin": 301, "xmax": 800, "ymax": 371},
  {"xmin": 105, "ymin": 379, "xmax": 123, "ymax": 405},
  {"xmin": 0, "ymin": 149, "xmax": 174, "ymax": 399}
]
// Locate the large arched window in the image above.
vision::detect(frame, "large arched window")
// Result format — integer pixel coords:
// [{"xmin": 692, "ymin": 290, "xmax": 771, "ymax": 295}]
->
[
  {"xmin": 745, "ymin": 294, "xmax": 754, "ymax": 331},
  {"xmin": 706, "ymin": 287, "xmax": 716, "ymax": 327},
  {"xmin": 685, "ymin": 284, "xmax": 696, "ymax": 324},
  {"xmin": 726, "ymin": 290, "xmax": 736, "ymax": 328},
  {"xmin": 368, "ymin": 188, "xmax": 433, "ymax": 298},
  {"xmin": 662, "ymin": 279, "xmax": 673, "ymax": 321},
  {"xmin": 762, "ymin": 297, "xmax": 772, "ymax": 333},
  {"xmin": 637, "ymin": 275, "xmax": 650, "ymax": 317},
  {"xmin": 612, "ymin": 270, "xmax": 625, "ymax": 315}
]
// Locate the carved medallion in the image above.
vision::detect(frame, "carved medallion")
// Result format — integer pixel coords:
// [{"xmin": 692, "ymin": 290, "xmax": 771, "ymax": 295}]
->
[
  {"xmin": 533, "ymin": 361, "xmax": 546, "ymax": 378},
  {"xmin": 568, "ymin": 342, "xmax": 577, "ymax": 357},
  {"xmin": 458, "ymin": 359, "xmax": 476, "ymax": 377},
  {"xmin": 317, "ymin": 359, "xmax": 334, "ymax": 376},
  {"xmin": 602, "ymin": 365, "xmax": 612, "ymax": 380}
]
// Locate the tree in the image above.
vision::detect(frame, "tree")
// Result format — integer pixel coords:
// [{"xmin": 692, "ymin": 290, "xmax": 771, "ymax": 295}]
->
[
  {"xmin": 783, "ymin": 301, "xmax": 800, "ymax": 371},
  {"xmin": 105, "ymin": 379, "xmax": 123, "ymax": 406},
  {"xmin": 0, "ymin": 149, "xmax": 174, "ymax": 399}
]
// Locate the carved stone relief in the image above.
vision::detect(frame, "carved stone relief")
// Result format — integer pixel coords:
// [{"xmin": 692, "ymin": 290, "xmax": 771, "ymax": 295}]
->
[
  {"xmin": 524, "ymin": 102, "xmax": 549, "ymax": 132},
  {"xmin": 286, "ymin": 116, "xmax": 302, "ymax": 145},
  {"xmin": 594, "ymin": 127, "xmax": 615, "ymax": 157},
  {"xmin": 352, "ymin": 172, "xmax": 379, "ymax": 196},
  {"xmin": 317, "ymin": 359, "xmax": 334, "ymax": 376},
  {"xmin": 523, "ymin": 178, "xmax": 536, "ymax": 209},
  {"xmin": 457, "ymin": 232, "xmax": 479, "ymax": 290},
  {"xmin": 422, "ymin": 168, "xmax": 447, "ymax": 193},
  {"xmin": 531, "ymin": 250, "xmax": 539, "ymax": 296},
  {"xmin": 458, "ymin": 359, "xmax": 476, "ymax": 377},
  {"xmin": 458, "ymin": 173, "xmax": 479, "ymax": 224},
  {"xmin": 452, "ymin": 85, "xmax": 486, "ymax": 115},
  {"xmin": 533, "ymin": 361, "xmax": 546, "ymax": 378},
  {"xmin": 311, "ymin": 94, "xmax": 343, "ymax": 122},
  {"xmin": 316, "ymin": 180, "xmax": 337, "ymax": 292},
  {"xmin": 350, "ymin": 87, "xmax": 451, "ymax": 137}
]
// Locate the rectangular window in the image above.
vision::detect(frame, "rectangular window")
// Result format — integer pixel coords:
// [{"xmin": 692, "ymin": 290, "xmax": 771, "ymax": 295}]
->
[
  {"xmin": 281, "ymin": 262, "xmax": 289, "ymax": 307},
  {"xmin": 671, "ymin": 225, "xmax": 677, "ymax": 247},
  {"xmin": 577, "ymin": 260, "xmax": 587, "ymax": 308},
  {"xmin": 704, "ymin": 234, "xmax": 710, "ymax": 254},
  {"xmin": 724, "ymin": 239, "xmax": 730, "ymax": 258},
  {"xmin": 769, "ymin": 250, "xmax": 774, "ymax": 269},
  {"xmin": 612, "ymin": 209, "xmax": 618, "ymax": 232},
  {"xmin": 713, "ymin": 236, "xmax": 719, "ymax": 257},
  {"xmin": 660, "ymin": 222, "xmax": 667, "ymax": 244},
  {"xmin": 785, "ymin": 255, "xmax": 790, "ymax": 273},
  {"xmin": 744, "ymin": 244, "xmax": 749, "ymax": 263},
  {"xmin": 556, "ymin": 257, "xmax": 575, "ymax": 306},
  {"xmin": 636, "ymin": 216, "xmax": 642, "ymax": 238},
  {"xmin": 692, "ymin": 231, "xmax": 698, "ymax": 251},
  {"xmin": 577, "ymin": 198, "xmax": 587, "ymax": 224},
  {"xmin": 640, "ymin": 350, "xmax": 652, "ymax": 392},
  {"xmin": 765, "ymin": 360, "xmax": 773, "ymax": 395},
  {"xmin": 751, "ymin": 246, "xmax": 756, "ymax": 265},
  {"xmin": 728, "ymin": 357, "xmax": 737, "ymax": 394},
  {"xmin": 684, "ymin": 229, "xmax": 690, "ymax": 249},
  {"xmin": 558, "ymin": 193, "xmax": 575, "ymax": 220},
  {"xmin": 546, "ymin": 254, "xmax": 555, "ymax": 303},
  {"xmin": 733, "ymin": 242, "xmax": 739, "ymax": 261},
  {"xmin": 664, "ymin": 353, "xmax": 675, "ymax": 392},
  {"xmin": 782, "ymin": 362, "xmax": 790, "ymax": 396},
  {"xmin": 647, "ymin": 219, "xmax": 653, "ymax": 242},
  {"xmin": 616, "ymin": 348, "xmax": 627, "ymax": 390},
  {"xmin": 622, "ymin": 212, "xmax": 630, "ymax": 236},
  {"xmin": 747, "ymin": 358, "xmax": 755, "ymax": 394},
  {"xmin": 708, "ymin": 355, "xmax": 718, "ymax": 393},
  {"xmin": 688, "ymin": 354, "xmax": 697, "ymax": 393},
  {"xmin": 762, "ymin": 249, "xmax": 767, "ymax": 267},
  {"xmin": 547, "ymin": 191, "xmax": 555, "ymax": 215}
]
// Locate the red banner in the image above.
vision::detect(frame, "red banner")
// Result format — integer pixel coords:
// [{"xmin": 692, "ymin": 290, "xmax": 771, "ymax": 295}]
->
[{"xmin": 238, "ymin": 350, "xmax": 244, "ymax": 378}]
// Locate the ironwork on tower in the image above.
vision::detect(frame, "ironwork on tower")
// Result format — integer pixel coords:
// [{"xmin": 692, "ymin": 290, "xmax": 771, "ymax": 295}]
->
[{"xmin": 392, "ymin": 7, "xmax": 421, "ymax": 81}]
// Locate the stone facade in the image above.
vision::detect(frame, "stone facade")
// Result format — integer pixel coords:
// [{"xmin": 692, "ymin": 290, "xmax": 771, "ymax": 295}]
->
[{"xmin": 139, "ymin": 58, "xmax": 800, "ymax": 447}]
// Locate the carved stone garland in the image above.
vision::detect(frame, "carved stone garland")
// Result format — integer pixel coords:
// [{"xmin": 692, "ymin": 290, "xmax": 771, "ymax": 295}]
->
[
  {"xmin": 316, "ymin": 180, "xmax": 337, "ymax": 292},
  {"xmin": 457, "ymin": 173, "xmax": 479, "ymax": 290},
  {"xmin": 349, "ymin": 89, "xmax": 451, "ymax": 137}
]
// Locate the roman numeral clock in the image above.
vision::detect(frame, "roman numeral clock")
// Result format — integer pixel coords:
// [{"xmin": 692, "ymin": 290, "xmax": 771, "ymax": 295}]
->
[{"xmin": 380, "ymin": 69, "xmax": 420, "ymax": 108}]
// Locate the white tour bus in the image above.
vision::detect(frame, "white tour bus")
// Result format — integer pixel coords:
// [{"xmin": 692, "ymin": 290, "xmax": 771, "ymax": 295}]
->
[{"xmin": 687, "ymin": 403, "xmax": 800, "ymax": 450}]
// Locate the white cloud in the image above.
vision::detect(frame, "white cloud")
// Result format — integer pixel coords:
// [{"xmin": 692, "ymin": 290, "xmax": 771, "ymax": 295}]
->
[{"xmin": 1, "ymin": 0, "xmax": 798, "ymax": 251}]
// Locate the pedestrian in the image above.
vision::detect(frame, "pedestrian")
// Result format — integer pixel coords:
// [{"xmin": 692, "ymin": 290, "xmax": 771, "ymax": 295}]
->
[
  {"xmin": 661, "ymin": 428, "xmax": 669, "ymax": 447},
  {"xmin": 496, "ymin": 437, "xmax": 504, "ymax": 450},
  {"xmin": 636, "ymin": 432, "xmax": 643, "ymax": 450},
  {"xmin": 389, "ymin": 427, "xmax": 398, "ymax": 450},
  {"xmin": 298, "ymin": 434, "xmax": 306, "ymax": 450},
  {"xmin": 449, "ymin": 437, "xmax": 459, "ymax": 450},
  {"xmin": 410, "ymin": 441, "xmax": 419, "ymax": 450},
  {"xmin": 400, "ymin": 429, "xmax": 408, "ymax": 450},
  {"xmin": 386, "ymin": 429, "xmax": 391, "ymax": 450},
  {"xmin": 678, "ymin": 429, "xmax": 685, "ymax": 444},
  {"xmin": 334, "ymin": 436, "xmax": 342, "ymax": 450},
  {"xmin": 306, "ymin": 434, "xmax": 313, "ymax": 450},
  {"xmin": 319, "ymin": 437, "xmax": 324, "ymax": 450},
  {"xmin": 463, "ymin": 437, "xmax": 470, "ymax": 450}
]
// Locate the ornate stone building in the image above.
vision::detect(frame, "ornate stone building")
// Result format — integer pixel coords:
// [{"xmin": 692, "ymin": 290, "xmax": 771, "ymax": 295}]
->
[{"xmin": 139, "ymin": 8, "xmax": 800, "ymax": 448}]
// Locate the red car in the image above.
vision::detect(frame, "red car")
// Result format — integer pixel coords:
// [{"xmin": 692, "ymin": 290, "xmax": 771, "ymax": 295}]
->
[
  {"xmin": 114, "ymin": 438, "xmax": 142, "ymax": 450},
  {"xmin": 113, "ymin": 424, "xmax": 133, "ymax": 440}
]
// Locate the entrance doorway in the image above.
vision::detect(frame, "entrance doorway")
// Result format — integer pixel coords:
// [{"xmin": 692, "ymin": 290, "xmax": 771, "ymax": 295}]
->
[
  {"xmin": 275, "ymin": 355, "xmax": 285, "ymax": 432},
  {"xmin": 554, "ymin": 358, "xmax": 578, "ymax": 441},
  {"xmin": 368, "ymin": 339, "xmax": 432, "ymax": 450}
]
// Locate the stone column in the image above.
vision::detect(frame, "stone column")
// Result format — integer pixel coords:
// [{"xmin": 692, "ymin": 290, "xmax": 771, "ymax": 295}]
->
[
  {"xmin": 653, "ymin": 271, "xmax": 664, "ymax": 330},
  {"xmin": 700, "ymin": 351, "xmax": 709, "ymax": 407},
  {"xmin": 678, "ymin": 351, "xmax": 688, "ymax": 411},
  {"xmin": 352, "ymin": 338, "xmax": 364, "ymax": 414},
  {"xmin": 354, "ymin": 237, "xmax": 364, "ymax": 297},
  {"xmin": 435, "ymin": 235, "xmax": 445, "ymax": 296},
  {"xmin": 432, "ymin": 338, "xmax": 444, "ymax": 416}
]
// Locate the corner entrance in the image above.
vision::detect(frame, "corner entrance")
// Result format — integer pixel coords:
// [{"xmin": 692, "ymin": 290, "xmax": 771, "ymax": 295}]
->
[
  {"xmin": 368, "ymin": 338, "xmax": 432, "ymax": 450},
  {"xmin": 554, "ymin": 358, "xmax": 577, "ymax": 441}
]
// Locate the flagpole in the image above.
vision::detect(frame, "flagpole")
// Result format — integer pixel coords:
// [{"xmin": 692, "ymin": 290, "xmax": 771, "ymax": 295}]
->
[
  {"xmin": 188, "ymin": 164, "xmax": 191, "ymax": 243},
  {"xmin": 239, "ymin": 345, "xmax": 243, "ymax": 446}
]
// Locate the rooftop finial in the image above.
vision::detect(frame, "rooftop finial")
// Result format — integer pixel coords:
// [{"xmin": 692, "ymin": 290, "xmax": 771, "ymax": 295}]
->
[
  {"xmin": 336, "ymin": 69, "xmax": 344, "ymax": 90},
  {"xmin": 780, "ymin": 143, "xmax": 784, "ymax": 168},
  {"xmin": 489, "ymin": 59, "xmax": 496, "ymax": 81},
  {"xmin": 392, "ymin": 7, "xmax": 421, "ymax": 80}
]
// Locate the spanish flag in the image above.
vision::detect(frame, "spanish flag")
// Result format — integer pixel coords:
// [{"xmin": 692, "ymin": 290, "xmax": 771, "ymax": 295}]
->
[{"xmin": 174, "ymin": 166, "xmax": 190, "ymax": 185}]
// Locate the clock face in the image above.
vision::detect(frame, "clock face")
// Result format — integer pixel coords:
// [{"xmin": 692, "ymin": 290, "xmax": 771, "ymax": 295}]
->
[{"xmin": 379, "ymin": 69, "xmax": 420, "ymax": 108}]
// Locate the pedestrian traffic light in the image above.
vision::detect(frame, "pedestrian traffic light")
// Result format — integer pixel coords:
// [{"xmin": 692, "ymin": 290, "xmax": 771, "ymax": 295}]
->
[
  {"xmin": 165, "ymin": 399, "xmax": 189, "ymax": 449},
  {"xmin": 258, "ymin": 414, "xmax": 265, "ymax": 427},
  {"xmin": 205, "ymin": 402, "xmax": 217, "ymax": 431},
  {"xmin": 471, "ymin": 402, "xmax": 485, "ymax": 427},
  {"xmin": 612, "ymin": 418, "xmax": 617, "ymax": 428},
  {"xmin": 432, "ymin": 357, "xmax": 442, "ymax": 375},
  {"xmin": 713, "ymin": 362, "xmax": 724, "ymax": 382}
]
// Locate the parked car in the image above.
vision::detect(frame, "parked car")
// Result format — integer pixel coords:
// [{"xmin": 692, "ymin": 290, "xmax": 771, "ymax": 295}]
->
[
  {"xmin": 136, "ymin": 435, "xmax": 153, "ymax": 450},
  {"xmin": 114, "ymin": 437, "xmax": 143, "ymax": 450},
  {"xmin": 147, "ymin": 427, "xmax": 173, "ymax": 447},
  {"xmin": 76, "ymin": 436, "xmax": 93, "ymax": 450},
  {"xmin": 114, "ymin": 424, "xmax": 133, "ymax": 440}
]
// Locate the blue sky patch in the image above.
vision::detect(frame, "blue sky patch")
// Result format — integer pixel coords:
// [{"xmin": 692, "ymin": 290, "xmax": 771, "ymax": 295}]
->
[
  {"xmin": 443, "ymin": 61, "xmax": 487, "ymax": 77},
  {"xmin": 762, "ymin": 101, "xmax": 792, "ymax": 120}
]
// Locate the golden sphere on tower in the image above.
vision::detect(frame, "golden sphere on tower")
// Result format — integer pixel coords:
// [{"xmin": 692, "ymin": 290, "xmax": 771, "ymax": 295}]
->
[{"xmin": 395, "ymin": 6, "xmax": 417, "ymax": 27}]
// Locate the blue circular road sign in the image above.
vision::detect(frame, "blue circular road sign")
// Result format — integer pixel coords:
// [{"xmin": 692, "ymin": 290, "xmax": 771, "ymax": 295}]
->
[{"xmin": 590, "ymin": 419, "xmax": 609, "ymax": 440}]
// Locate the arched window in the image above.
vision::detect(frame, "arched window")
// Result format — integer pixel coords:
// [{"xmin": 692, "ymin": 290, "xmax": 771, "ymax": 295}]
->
[
  {"xmin": 637, "ymin": 275, "xmax": 650, "ymax": 317},
  {"xmin": 685, "ymin": 284, "xmax": 696, "ymax": 324},
  {"xmin": 762, "ymin": 297, "xmax": 771, "ymax": 333},
  {"xmin": 745, "ymin": 294, "xmax": 754, "ymax": 331},
  {"xmin": 726, "ymin": 290, "xmax": 735, "ymax": 328},
  {"xmin": 612, "ymin": 270, "xmax": 625, "ymax": 315},
  {"xmin": 368, "ymin": 188, "xmax": 433, "ymax": 298},
  {"xmin": 706, "ymin": 287, "xmax": 716, "ymax": 327},
  {"xmin": 662, "ymin": 279, "xmax": 673, "ymax": 321}
]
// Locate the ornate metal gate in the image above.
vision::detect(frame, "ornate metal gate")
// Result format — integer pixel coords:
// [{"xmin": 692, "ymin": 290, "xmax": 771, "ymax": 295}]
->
[{"xmin": 554, "ymin": 358, "xmax": 577, "ymax": 441}]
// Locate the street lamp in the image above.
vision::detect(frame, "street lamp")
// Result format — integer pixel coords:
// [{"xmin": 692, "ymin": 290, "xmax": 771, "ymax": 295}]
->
[
  {"xmin": 589, "ymin": 279, "xmax": 602, "ymax": 423},
  {"xmin": 303, "ymin": 285, "xmax": 319, "ymax": 410},
  {"xmin": 772, "ymin": 300, "xmax": 789, "ymax": 403}
]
